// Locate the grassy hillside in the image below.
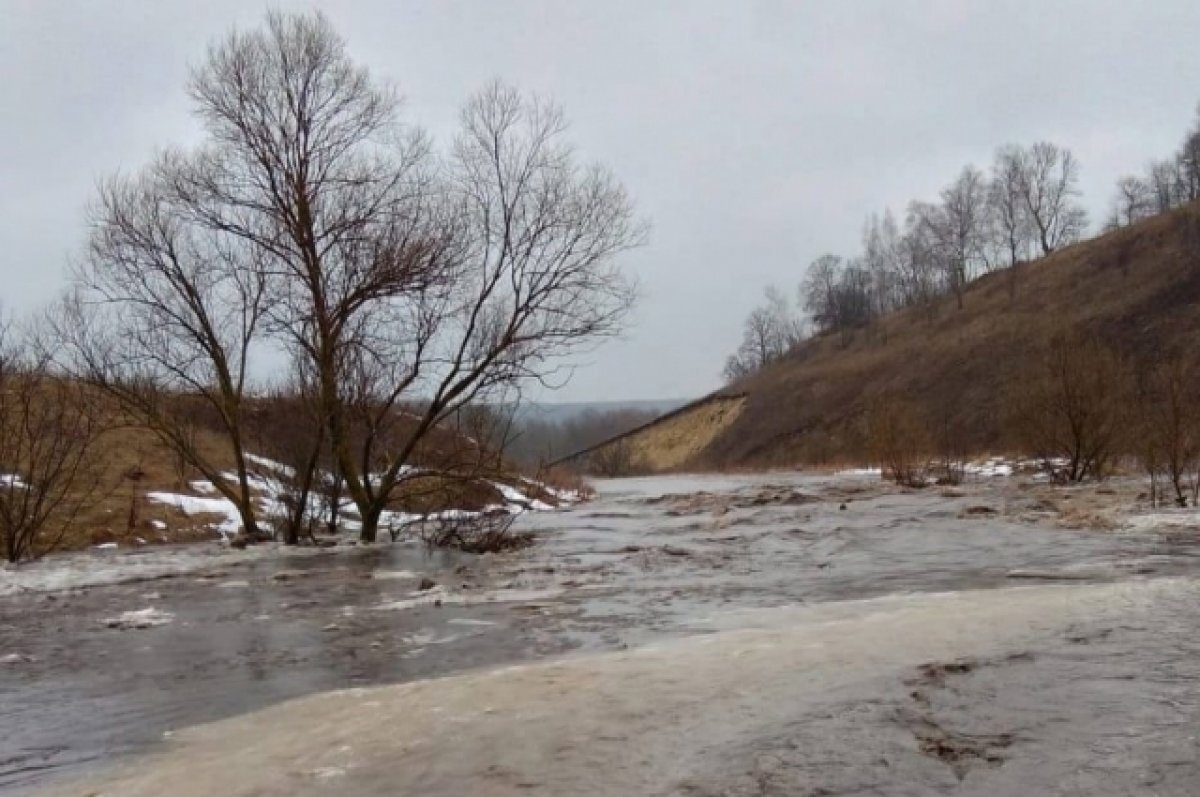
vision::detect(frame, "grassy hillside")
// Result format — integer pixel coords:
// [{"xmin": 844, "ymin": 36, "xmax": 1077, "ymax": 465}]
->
[{"xmin": 586, "ymin": 204, "xmax": 1200, "ymax": 472}]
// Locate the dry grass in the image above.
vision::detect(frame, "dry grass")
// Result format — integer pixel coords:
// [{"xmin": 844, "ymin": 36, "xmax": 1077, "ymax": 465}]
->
[
  {"xmin": 31, "ymin": 392, "xmax": 552, "ymax": 553},
  {"xmin": 63, "ymin": 423, "xmax": 241, "ymax": 549},
  {"xmin": 681, "ymin": 204, "xmax": 1200, "ymax": 470}
]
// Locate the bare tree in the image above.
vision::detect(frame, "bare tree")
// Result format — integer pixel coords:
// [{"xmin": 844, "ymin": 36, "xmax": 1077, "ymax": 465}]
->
[
  {"xmin": 589, "ymin": 438, "xmax": 637, "ymax": 477},
  {"xmin": 933, "ymin": 165, "xmax": 991, "ymax": 309},
  {"xmin": 1008, "ymin": 336, "xmax": 1130, "ymax": 483},
  {"xmin": 1109, "ymin": 175, "xmax": 1153, "ymax": 229},
  {"xmin": 898, "ymin": 203, "xmax": 944, "ymax": 313},
  {"xmin": 801, "ymin": 254, "xmax": 844, "ymax": 333},
  {"xmin": 0, "ymin": 322, "xmax": 109, "ymax": 563},
  {"xmin": 866, "ymin": 395, "xmax": 929, "ymax": 487},
  {"xmin": 65, "ymin": 161, "xmax": 273, "ymax": 541},
  {"xmin": 1135, "ymin": 355, "xmax": 1200, "ymax": 507},
  {"xmin": 1017, "ymin": 142, "xmax": 1088, "ymax": 256},
  {"xmin": 332, "ymin": 82, "xmax": 643, "ymax": 541},
  {"xmin": 90, "ymin": 13, "xmax": 643, "ymax": 544},
  {"xmin": 862, "ymin": 211, "xmax": 902, "ymax": 318},
  {"xmin": 989, "ymin": 146, "xmax": 1034, "ymax": 268},
  {"xmin": 988, "ymin": 145, "xmax": 1036, "ymax": 300},
  {"xmin": 1178, "ymin": 115, "xmax": 1200, "ymax": 203},
  {"xmin": 724, "ymin": 285, "xmax": 803, "ymax": 380},
  {"xmin": 802, "ymin": 254, "xmax": 875, "ymax": 338},
  {"xmin": 1147, "ymin": 158, "xmax": 1182, "ymax": 214},
  {"xmin": 248, "ymin": 368, "xmax": 328, "ymax": 545}
]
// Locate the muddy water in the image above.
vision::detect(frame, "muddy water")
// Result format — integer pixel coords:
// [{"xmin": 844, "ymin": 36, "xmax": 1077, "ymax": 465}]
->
[
  {"xmin": 4, "ymin": 472, "xmax": 1200, "ymax": 795},
  {"xmin": 0, "ymin": 546, "xmax": 563, "ymax": 793}
]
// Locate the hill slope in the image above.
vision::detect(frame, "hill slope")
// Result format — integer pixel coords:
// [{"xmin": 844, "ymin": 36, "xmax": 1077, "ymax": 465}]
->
[{"xmin": 577, "ymin": 204, "xmax": 1200, "ymax": 472}]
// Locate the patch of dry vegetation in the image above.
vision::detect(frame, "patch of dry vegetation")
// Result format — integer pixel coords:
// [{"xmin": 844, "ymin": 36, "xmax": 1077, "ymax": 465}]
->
[{"xmin": 698, "ymin": 205, "xmax": 1200, "ymax": 471}]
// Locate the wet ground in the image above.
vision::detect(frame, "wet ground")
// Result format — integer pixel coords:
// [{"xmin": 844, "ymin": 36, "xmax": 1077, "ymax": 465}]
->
[{"xmin": 4, "ymin": 471, "xmax": 1200, "ymax": 795}]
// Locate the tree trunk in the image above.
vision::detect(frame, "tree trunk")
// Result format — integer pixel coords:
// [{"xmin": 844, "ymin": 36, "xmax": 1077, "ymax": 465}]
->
[
  {"xmin": 360, "ymin": 504, "xmax": 382, "ymax": 543},
  {"xmin": 238, "ymin": 496, "xmax": 262, "ymax": 541},
  {"xmin": 326, "ymin": 470, "xmax": 343, "ymax": 535}
]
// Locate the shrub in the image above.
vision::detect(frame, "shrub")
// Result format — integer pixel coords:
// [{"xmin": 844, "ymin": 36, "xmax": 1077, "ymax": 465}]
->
[
  {"xmin": 866, "ymin": 395, "xmax": 930, "ymax": 487},
  {"xmin": 412, "ymin": 511, "xmax": 534, "ymax": 553},
  {"xmin": 1007, "ymin": 335, "xmax": 1131, "ymax": 482}
]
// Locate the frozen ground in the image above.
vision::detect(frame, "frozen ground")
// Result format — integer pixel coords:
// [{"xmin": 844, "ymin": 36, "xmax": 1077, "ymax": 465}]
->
[{"xmin": 5, "ymin": 470, "xmax": 1200, "ymax": 795}]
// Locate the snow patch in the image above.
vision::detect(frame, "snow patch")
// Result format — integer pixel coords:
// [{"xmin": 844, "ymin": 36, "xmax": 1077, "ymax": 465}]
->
[
  {"xmin": 836, "ymin": 467, "xmax": 882, "ymax": 478},
  {"xmin": 245, "ymin": 453, "xmax": 296, "ymax": 479},
  {"xmin": 492, "ymin": 481, "xmax": 555, "ymax": 512},
  {"xmin": 1123, "ymin": 510, "xmax": 1200, "ymax": 533},
  {"xmin": 371, "ymin": 570, "xmax": 419, "ymax": 581},
  {"xmin": 964, "ymin": 457, "xmax": 1015, "ymax": 478},
  {"xmin": 146, "ymin": 492, "xmax": 243, "ymax": 538},
  {"xmin": 103, "ymin": 607, "xmax": 175, "ymax": 629}
]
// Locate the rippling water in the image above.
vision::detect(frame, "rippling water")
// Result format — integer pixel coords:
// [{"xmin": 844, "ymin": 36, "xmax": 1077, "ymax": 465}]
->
[{"xmin": 4, "ymin": 472, "xmax": 1199, "ymax": 795}]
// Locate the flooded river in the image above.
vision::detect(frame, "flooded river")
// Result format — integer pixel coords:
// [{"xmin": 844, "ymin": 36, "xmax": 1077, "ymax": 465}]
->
[{"xmin": 4, "ymin": 472, "xmax": 1200, "ymax": 795}]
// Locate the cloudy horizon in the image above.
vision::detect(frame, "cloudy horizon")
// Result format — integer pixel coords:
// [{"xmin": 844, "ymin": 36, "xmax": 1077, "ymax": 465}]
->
[{"xmin": 4, "ymin": 0, "xmax": 1200, "ymax": 402}]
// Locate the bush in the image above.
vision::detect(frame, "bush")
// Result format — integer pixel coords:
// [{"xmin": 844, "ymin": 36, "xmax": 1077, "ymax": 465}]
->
[
  {"xmin": 866, "ymin": 395, "xmax": 930, "ymax": 487},
  {"xmin": 412, "ymin": 511, "xmax": 534, "ymax": 553},
  {"xmin": 1135, "ymin": 355, "xmax": 1200, "ymax": 507},
  {"xmin": 588, "ymin": 439, "xmax": 638, "ymax": 477},
  {"xmin": 1007, "ymin": 335, "xmax": 1131, "ymax": 483}
]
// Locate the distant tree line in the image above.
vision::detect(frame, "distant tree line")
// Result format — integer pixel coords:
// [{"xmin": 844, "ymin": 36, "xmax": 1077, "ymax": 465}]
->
[
  {"xmin": 727, "ymin": 106, "xmax": 1200, "ymax": 380},
  {"xmin": 1106, "ymin": 108, "xmax": 1200, "ymax": 229},
  {"xmin": 723, "ymin": 286, "xmax": 805, "ymax": 380},
  {"xmin": 725, "ymin": 140, "xmax": 1090, "ymax": 380}
]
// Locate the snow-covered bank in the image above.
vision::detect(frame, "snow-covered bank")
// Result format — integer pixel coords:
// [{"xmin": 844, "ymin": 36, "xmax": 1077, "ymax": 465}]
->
[
  {"xmin": 0, "ymin": 458, "xmax": 576, "ymax": 597},
  {"xmin": 145, "ymin": 460, "xmax": 569, "ymax": 542},
  {"xmin": 837, "ymin": 456, "xmax": 1025, "ymax": 481},
  {"xmin": 33, "ymin": 577, "xmax": 1199, "ymax": 797}
]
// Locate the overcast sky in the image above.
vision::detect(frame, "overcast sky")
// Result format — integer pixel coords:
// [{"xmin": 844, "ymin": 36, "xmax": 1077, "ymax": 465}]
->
[{"xmin": 4, "ymin": 1, "xmax": 1200, "ymax": 402}]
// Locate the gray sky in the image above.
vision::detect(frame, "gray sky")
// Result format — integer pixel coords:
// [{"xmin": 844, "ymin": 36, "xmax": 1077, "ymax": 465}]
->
[{"xmin": 3, "ymin": 1, "xmax": 1199, "ymax": 402}]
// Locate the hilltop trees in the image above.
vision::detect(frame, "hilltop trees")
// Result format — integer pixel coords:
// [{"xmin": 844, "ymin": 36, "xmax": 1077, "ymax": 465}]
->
[
  {"xmin": 1108, "ymin": 104, "xmax": 1200, "ymax": 221},
  {"xmin": 725, "ymin": 137, "xmax": 1091, "ymax": 380},
  {"xmin": 989, "ymin": 146, "xmax": 1035, "ymax": 267},
  {"xmin": 724, "ymin": 285, "xmax": 804, "ymax": 380},
  {"xmin": 1018, "ymin": 142, "xmax": 1088, "ymax": 255},
  {"xmin": 929, "ymin": 165, "xmax": 992, "ymax": 308},
  {"xmin": 1108, "ymin": 175, "xmax": 1154, "ymax": 229},
  {"xmin": 66, "ymin": 11, "xmax": 643, "ymax": 544},
  {"xmin": 801, "ymin": 255, "xmax": 874, "ymax": 338}
]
